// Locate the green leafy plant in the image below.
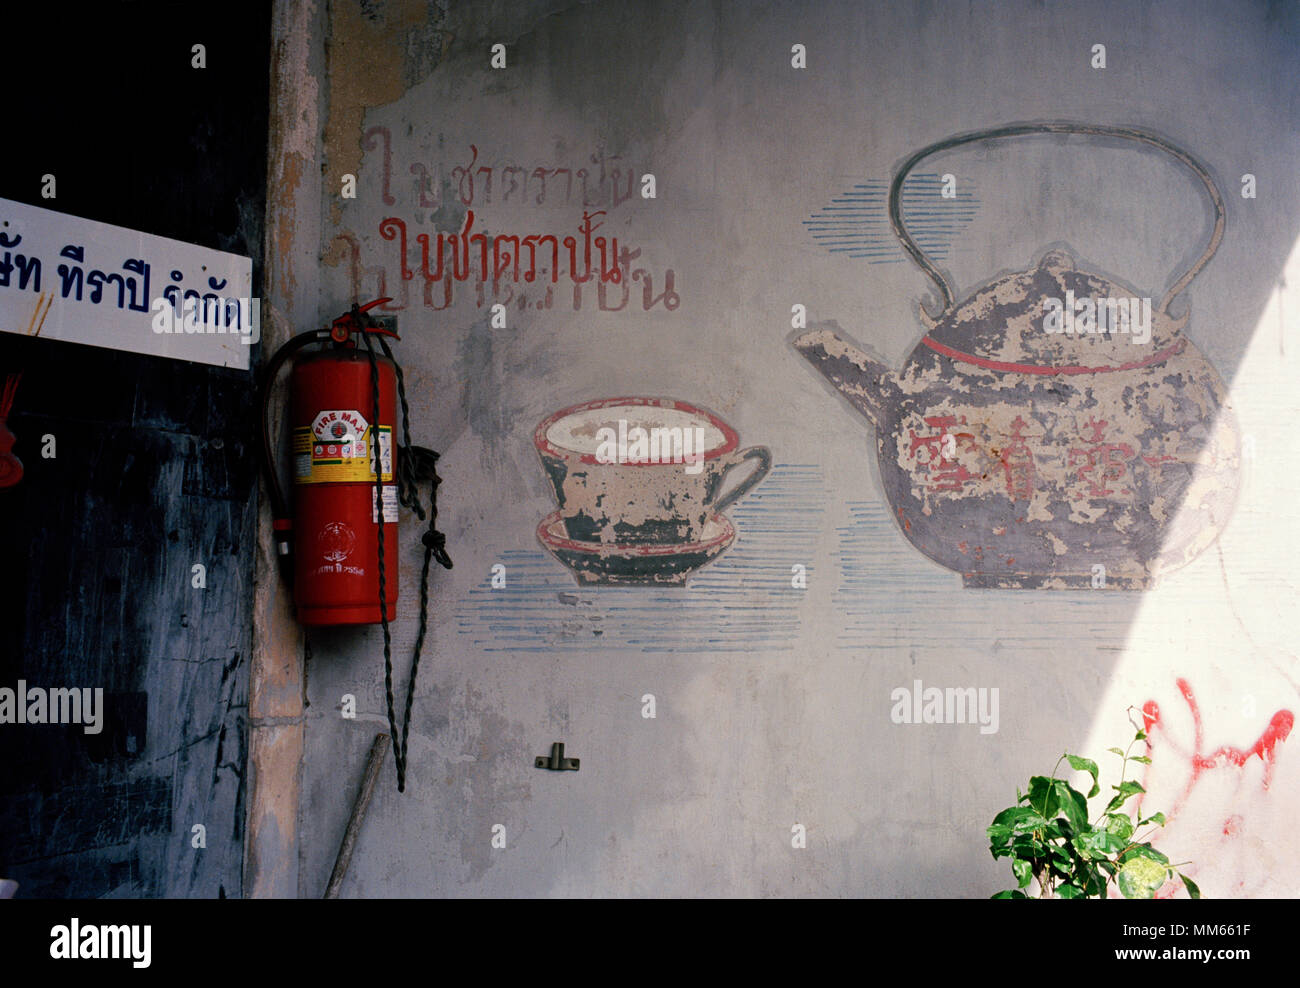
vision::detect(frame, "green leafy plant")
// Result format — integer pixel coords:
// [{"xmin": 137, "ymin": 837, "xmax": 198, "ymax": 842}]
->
[{"xmin": 987, "ymin": 722, "xmax": 1200, "ymax": 899}]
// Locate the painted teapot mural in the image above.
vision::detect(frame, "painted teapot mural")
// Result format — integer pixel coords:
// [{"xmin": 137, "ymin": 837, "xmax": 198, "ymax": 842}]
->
[{"xmin": 795, "ymin": 123, "xmax": 1240, "ymax": 589}]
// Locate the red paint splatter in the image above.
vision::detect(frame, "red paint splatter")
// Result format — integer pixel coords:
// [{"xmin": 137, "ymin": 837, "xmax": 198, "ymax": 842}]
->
[
  {"xmin": 1141, "ymin": 699, "xmax": 1159, "ymax": 735},
  {"xmin": 1134, "ymin": 681, "xmax": 1293, "ymax": 898},
  {"xmin": 1141, "ymin": 678, "xmax": 1294, "ymax": 819}
]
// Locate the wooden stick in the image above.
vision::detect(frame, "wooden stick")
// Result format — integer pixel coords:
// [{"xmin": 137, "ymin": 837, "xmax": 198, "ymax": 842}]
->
[{"xmin": 324, "ymin": 733, "xmax": 392, "ymax": 899}]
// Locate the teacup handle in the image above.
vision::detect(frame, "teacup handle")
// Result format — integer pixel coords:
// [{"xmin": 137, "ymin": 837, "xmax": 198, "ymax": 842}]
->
[{"xmin": 712, "ymin": 446, "xmax": 772, "ymax": 514}]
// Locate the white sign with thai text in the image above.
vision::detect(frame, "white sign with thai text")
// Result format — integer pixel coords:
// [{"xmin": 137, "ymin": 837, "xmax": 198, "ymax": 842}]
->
[{"xmin": 0, "ymin": 198, "xmax": 255, "ymax": 370}]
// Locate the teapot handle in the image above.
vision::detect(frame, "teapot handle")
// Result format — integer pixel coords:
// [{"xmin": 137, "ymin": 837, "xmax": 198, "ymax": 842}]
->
[{"xmin": 888, "ymin": 121, "xmax": 1225, "ymax": 317}]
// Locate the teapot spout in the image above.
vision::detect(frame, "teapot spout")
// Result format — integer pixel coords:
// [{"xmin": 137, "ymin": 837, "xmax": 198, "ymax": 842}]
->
[{"xmin": 793, "ymin": 326, "xmax": 901, "ymax": 431}]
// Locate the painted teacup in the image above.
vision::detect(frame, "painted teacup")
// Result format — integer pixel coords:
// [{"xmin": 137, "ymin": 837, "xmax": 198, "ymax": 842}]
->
[{"xmin": 534, "ymin": 397, "xmax": 771, "ymax": 545}]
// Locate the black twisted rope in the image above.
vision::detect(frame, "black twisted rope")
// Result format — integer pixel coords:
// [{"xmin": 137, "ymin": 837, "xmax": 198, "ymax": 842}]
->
[{"xmin": 361, "ymin": 326, "xmax": 453, "ymax": 793}]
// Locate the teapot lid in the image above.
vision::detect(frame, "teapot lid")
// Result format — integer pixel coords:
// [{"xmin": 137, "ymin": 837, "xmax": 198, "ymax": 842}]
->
[{"xmin": 921, "ymin": 250, "xmax": 1185, "ymax": 375}]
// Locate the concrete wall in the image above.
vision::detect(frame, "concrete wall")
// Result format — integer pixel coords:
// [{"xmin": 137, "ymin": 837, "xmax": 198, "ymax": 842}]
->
[{"xmin": 282, "ymin": 0, "xmax": 1300, "ymax": 896}]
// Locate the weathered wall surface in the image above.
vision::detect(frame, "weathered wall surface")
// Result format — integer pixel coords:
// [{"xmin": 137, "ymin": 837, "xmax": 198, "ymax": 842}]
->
[{"xmin": 292, "ymin": 0, "xmax": 1300, "ymax": 896}]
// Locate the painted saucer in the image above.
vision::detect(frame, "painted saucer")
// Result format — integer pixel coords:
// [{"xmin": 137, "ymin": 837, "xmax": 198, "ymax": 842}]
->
[{"xmin": 537, "ymin": 510, "xmax": 736, "ymax": 586}]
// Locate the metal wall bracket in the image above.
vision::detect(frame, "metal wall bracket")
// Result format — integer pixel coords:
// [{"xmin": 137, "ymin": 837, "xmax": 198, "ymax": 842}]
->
[{"xmin": 534, "ymin": 742, "xmax": 579, "ymax": 771}]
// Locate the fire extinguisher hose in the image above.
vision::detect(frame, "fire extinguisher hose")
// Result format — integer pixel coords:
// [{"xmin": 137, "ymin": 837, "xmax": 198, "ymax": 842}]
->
[
  {"xmin": 258, "ymin": 328, "xmax": 331, "ymax": 578},
  {"xmin": 361, "ymin": 331, "xmax": 453, "ymax": 792},
  {"xmin": 259, "ymin": 305, "xmax": 452, "ymax": 793}
]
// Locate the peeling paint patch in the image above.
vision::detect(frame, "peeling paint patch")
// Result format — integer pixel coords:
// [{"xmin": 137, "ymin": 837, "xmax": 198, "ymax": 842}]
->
[
  {"xmin": 324, "ymin": 0, "xmax": 451, "ymax": 225},
  {"xmin": 794, "ymin": 248, "xmax": 1240, "ymax": 588}
]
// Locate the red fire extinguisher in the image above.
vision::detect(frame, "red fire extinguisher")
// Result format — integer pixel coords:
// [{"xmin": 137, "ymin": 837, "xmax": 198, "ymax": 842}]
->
[
  {"xmin": 260, "ymin": 300, "xmax": 451, "ymax": 789},
  {"xmin": 261, "ymin": 299, "xmax": 399, "ymax": 624}
]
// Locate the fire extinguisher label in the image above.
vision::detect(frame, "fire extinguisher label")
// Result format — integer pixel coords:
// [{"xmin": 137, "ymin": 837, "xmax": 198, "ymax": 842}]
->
[
  {"xmin": 293, "ymin": 409, "xmax": 393, "ymax": 484},
  {"xmin": 372, "ymin": 484, "xmax": 399, "ymax": 523}
]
